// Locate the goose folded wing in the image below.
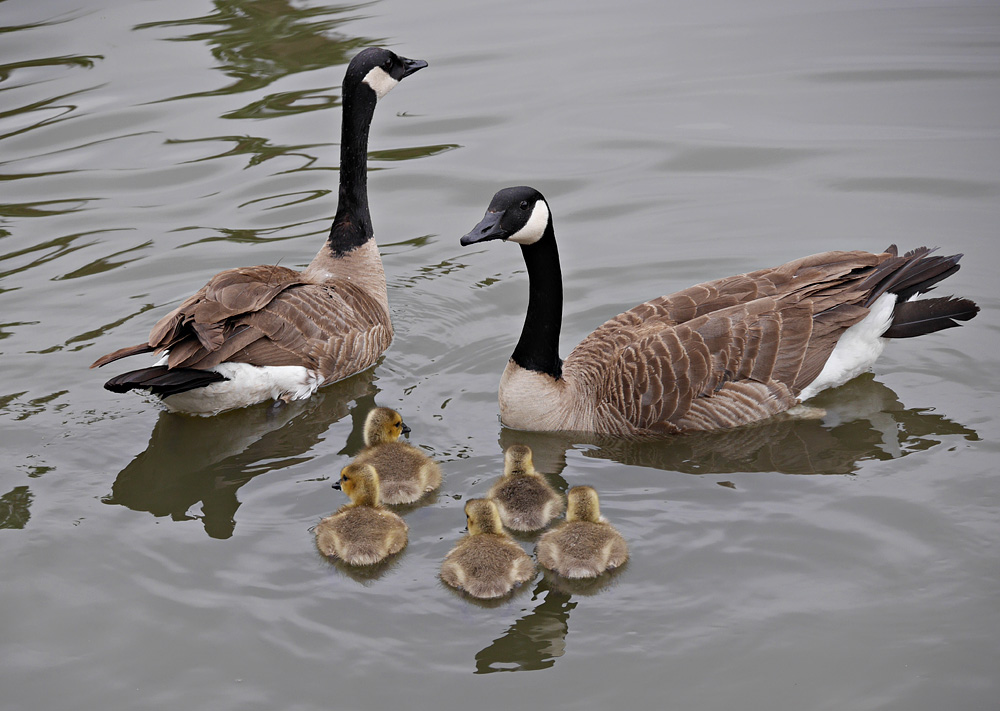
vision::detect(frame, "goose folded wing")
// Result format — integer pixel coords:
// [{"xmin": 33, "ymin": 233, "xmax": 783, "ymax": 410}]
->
[
  {"xmin": 90, "ymin": 265, "xmax": 307, "ymax": 369},
  {"xmin": 162, "ymin": 280, "xmax": 391, "ymax": 379},
  {"xmin": 593, "ymin": 296, "xmax": 844, "ymax": 434}
]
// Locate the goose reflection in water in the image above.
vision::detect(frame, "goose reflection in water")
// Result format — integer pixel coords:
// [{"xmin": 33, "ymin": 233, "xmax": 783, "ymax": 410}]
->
[
  {"xmin": 474, "ymin": 374, "xmax": 976, "ymax": 675},
  {"xmin": 501, "ymin": 374, "xmax": 978, "ymax": 477},
  {"xmin": 473, "ymin": 577, "xmax": 578, "ymax": 674},
  {"xmin": 102, "ymin": 369, "xmax": 378, "ymax": 539}
]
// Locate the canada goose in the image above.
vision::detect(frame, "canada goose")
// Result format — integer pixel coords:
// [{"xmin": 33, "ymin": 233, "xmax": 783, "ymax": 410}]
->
[
  {"xmin": 536, "ymin": 486, "xmax": 628, "ymax": 579},
  {"xmin": 440, "ymin": 498, "xmax": 536, "ymax": 599},
  {"xmin": 90, "ymin": 48, "xmax": 427, "ymax": 415},
  {"xmin": 353, "ymin": 407, "xmax": 442, "ymax": 505},
  {"xmin": 315, "ymin": 462, "xmax": 408, "ymax": 566},
  {"xmin": 460, "ymin": 186, "xmax": 979, "ymax": 437},
  {"xmin": 487, "ymin": 444, "xmax": 564, "ymax": 532}
]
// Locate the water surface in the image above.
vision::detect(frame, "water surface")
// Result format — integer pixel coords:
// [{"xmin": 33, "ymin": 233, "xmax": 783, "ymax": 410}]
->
[{"xmin": 2, "ymin": 0, "xmax": 998, "ymax": 709}]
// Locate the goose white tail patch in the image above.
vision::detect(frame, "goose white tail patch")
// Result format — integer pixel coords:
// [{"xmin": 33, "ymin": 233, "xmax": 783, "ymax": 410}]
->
[
  {"xmin": 509, "ymin": 200, "xmax": 550, "ymax": 245},
  {"xmin": 362, "ymin": 66, "xmax": 399, "ymax": 99},
  {"xmin": 798, "ymin": 292, "xmax": 896, "ymax": 401},
  {"xmin": 161, "ymin": 362, "xmax": 321, "ymax": 415}
]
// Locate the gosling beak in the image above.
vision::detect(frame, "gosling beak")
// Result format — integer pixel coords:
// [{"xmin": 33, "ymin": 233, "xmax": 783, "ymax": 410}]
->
[
  {"xmin": 400, "ymin": 56, "xmax": 428, "ymax": 78},
  {"xmin": 332, "ymin": 480, "xmax": 342, "ymax": 491},
  {"xmin": 401, "ymin": 421, "xmax": 412, "ymax": 436},
  {"xmin": 460, "ymin": 211, "xmax": 507, "ymax": 246}
]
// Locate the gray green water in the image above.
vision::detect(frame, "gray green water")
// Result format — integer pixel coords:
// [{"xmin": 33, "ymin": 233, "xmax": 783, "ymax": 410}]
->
[{"xmin": 2, "ymin": 0, "xmax": 998, "ymax": 709}]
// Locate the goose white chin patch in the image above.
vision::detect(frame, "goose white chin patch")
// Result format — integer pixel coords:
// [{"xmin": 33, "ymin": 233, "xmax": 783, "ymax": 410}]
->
[
  {"xmin": 362, "ymin": 66, "xmax": 399, "ymax": 99},
  {"xmin": 508, "ymin": 200, "xmax": 550, "ymax": 245}
]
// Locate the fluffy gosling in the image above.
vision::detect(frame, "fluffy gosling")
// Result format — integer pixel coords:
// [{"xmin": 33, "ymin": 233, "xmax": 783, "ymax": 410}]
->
[
  {"xmin": 487, "ymin": 444, "xmax": 564, "ymax": 531},
  {"xmin": 354, "ymin": 407, "xmax": 442, "ymax": 505},
  {"xmin": 536, "ymin": 486, "xmax": 628, "ymax": 579},
  {"xmin": 315, "ymin": 463, "xmax": 408, "ymax": 566},
  {"xmin": 441, "ymin": 498, "xmax": 536, "ymax": 599}
]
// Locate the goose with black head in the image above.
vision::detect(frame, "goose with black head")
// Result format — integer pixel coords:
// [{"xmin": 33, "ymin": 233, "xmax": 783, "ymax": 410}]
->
[
  {"xmin": 92, "ymin": 48, "xmax": 427, "ymax": 415},
  {"xmin": 461, "ymin": 186, "xmax": 979, "ymax": 437}
]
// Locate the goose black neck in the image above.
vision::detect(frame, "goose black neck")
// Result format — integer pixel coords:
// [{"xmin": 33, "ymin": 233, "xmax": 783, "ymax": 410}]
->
[
  {"xmin": 511, "ymin": 223, "xmax": 563, "ymax": 379},
  {"xmin": 328, "ymin": 85, "xmax": 377, "ymax": 255}
]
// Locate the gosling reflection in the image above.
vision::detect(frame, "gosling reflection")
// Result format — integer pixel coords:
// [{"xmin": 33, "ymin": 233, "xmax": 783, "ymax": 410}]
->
[
  {"xmin": 103, "ymin": 370, "xmax": 377, "ymax": 539},
  {"xmin": 473, "ymin": 578, "xmax": 576, "ymax": 674},
  {"xmin": 500, "ymin": 374, "xmax": 978, "ymax": 476}
]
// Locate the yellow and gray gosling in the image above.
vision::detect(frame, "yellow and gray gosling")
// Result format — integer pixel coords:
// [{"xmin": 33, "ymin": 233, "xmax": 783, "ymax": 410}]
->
[
  {"xmin": 536, "ymin": 486, "xmax": 628, "ymax": 579},
  {"xmin": 315, "ymin": 462, "xmax": 408, "ymax": 566},
  {"xmin": 440, "ymin": 499, "xmax": 536, "ymax": 599},
  {"xmin": 353, "ymin": 407, "xmax": 442, "ymax": 505},
  {"xmin": 487, "ymin": 444, "xmax": 564, "ymax": 531}
]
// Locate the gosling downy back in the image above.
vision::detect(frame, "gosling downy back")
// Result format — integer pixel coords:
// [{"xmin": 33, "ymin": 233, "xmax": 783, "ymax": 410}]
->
[
  {"xmin": 440, "ymin": 499, "xmax": 536, "ymax": 599},
  {"xmin": 460, "ymin": 186, "xmax": 978, "ymax": 437},
  {"xmin": 536, "ymin": 486, "xmax": 628, "ymax": 579},
  {"xmin": 315, "ymin": 462, "xmax": 408, "ymax": 566},
  {"xmin": 91, "ymin": 48, "xmax": 428, "ymax": 415},
  {"xmin": 353, "ymin": 407, "xmax": 442, "ymax": 505},
  {"xmin": 487, "ymin": 445, "xmax": 564, "ymax": 532}
]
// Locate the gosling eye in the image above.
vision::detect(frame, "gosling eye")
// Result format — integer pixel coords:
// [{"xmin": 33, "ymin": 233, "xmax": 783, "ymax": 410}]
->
[{"xmin": 519, "ymin": 201, "xmax": 529, "ymax": 210}]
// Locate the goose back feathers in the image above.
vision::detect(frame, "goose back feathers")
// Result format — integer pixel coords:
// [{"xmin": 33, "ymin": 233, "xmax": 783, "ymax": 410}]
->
[
  {"xmin": 353, "ymin": 407, "xmax": 442, "ymax": 505},
  {"xmin": 536, "ymin": 486, "xmax": 628, "ymax": 579},
  {"xmin": 91, "ymin": 48, "xmax": 427, "ymax": 414},
  {"xmin": 440, "ymin": 499, "xmax": 536, "ymax": 599},
  {"xmin": 461, "ymin": 186, "xmax": 979, "ymax": 437},
  {"xmin": 315, "ymin": 462, "xmax": 408, "ymax": 566}
]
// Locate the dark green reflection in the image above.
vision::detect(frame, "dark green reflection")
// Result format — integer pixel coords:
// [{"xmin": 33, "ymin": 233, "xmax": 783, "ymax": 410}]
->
[
  {"xmin": 103, "ymin": 368, "xmax": 378, "ymax": 539},
  {"xmin": 500, "ymin": 374, "xmax": 979, "ymax": 476},
  {"xmin": 0, "ymin": 55, "xmax": 102, "ymax": 83},
  {"xmin": 136, "ymin": 0, "xmax": 377, "ymax": 101},
  {"xmin": 0, "ymin": 485, "xmax": 33, "ymax": 529},
  {"xmin": 474, "ymin": 578, "xmax": 576, "ymax": 674}
]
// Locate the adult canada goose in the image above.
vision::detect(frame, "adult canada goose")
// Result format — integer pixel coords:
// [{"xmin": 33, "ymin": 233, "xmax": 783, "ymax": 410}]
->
[
  {"xmin": 487, "ymin": 444, "xmax": 564, "ymax": 532},
  {"xmin": 440, "ymin": 498, "xmax": 536, "ymax": 599},
  {"xmin": 90, "ymin": 48, "xmax": 427, "ymax": 415},
  {"xmin": 315, "ymin": 462, "xmax": 408, "ymax": 566},
  {"xmin": 353, "ymin": 407, "xmax": 442, "ymax": 505},
  {"xmin": 536, "ymin": 486, "xmax": 628, "ymax": 579},
  {"xmin": 460, "ymin": 186, "xmax": 979, "ymax": 437}
]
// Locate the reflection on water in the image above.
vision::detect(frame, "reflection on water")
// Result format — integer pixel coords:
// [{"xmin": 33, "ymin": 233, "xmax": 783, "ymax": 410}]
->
[
  {"xmin": 474, "ymin": 578, "xmax": 576, "ymax": 674},
  {"xmin": 0, "ymin": 486, "xmax": 33, "ymax": 529},
  {"xmin": 104, "ymin": 369, "xmax": 378, "ymax": 538},
  {"xmin": 500, "ymin": 375, "xmax": 978, "ymax": 476},
  {"xmin": 136, "ymin": 0, "xmax": 373, "ymax": 107}
]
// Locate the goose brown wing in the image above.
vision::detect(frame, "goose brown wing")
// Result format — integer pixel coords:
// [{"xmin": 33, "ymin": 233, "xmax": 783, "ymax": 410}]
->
[
  {"xmin": 91, "ymin": 265, "xmax": 391, "ymax": 381},
  {"xmin": 568, "ymin": 250, "xmax": 892, "ymax": 435}
]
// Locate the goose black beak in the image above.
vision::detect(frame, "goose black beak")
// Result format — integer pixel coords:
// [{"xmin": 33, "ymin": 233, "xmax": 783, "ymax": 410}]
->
[
  {"xmin": 401, "ymin": 421, "xmax": 412, "ymax": 435},
  {"xmin": 461, "ymin": 211, "xmax": 507, "ymax": 245},
  {"xmin": 400, "ymin": 57, "xmax": 428, "ymax": 78},
  {"xmin": 332, "ymin": 480, "xmax": 342, "ymax": 491}
]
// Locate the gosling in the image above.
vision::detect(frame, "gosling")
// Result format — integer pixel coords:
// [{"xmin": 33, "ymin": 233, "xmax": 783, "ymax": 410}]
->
[
  {"xmin": 441, "ymin": 498, "xmax": 536, "ymax": 599},
  {"xmin": 315, "ymin": 463, "xmax": 408, "ymax": 566},
  {"xmin": 536, "ymin": 486, "xmax": 628, "ymax": 579},
  {"xmin": 353, "ymin": 407, "xmax": 442, "ymax": 505},
  {"xmin": 487, "ymin": 445, "xmax": 564, "ymax": 532}
]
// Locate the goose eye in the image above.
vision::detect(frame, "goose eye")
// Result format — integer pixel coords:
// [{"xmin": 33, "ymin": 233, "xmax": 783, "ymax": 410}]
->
[{"xmin": 519, "ymin": 201, "xmax": 529, "ymax": 210}]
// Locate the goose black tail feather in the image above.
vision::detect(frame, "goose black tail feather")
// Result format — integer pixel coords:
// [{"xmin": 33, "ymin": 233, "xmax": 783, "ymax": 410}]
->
[
  {"xmin": 884, "ymin": 296, "xmax": 980, "ymax": 339},
  {"xmin": 862, "ymin": 246, "xmax": 964, "ymax": 307},
  {"xmin": 104, "ymin": 367, "xmax": 227, "ymax": 397}
]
